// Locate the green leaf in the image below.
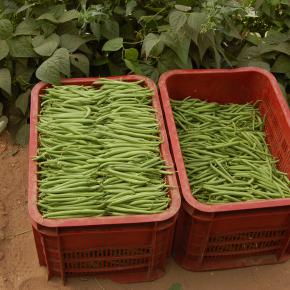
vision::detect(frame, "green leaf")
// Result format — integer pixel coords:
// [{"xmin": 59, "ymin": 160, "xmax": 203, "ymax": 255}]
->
[
  {"xmin": 160, "ymin": 32, "xmax": 190, "ymax": 65},
  {"xmin": 187, "ymin": 12, "xmax": 207, "ymax": 43},
  {"xmin": 124, "ymin": 59, "xmax": 142, "ymax": 74},
  {"xmin": 271, "ymin": 55, "xmax": 290, "ymax": 73},
  {"xmin": 50, "ymin": 48, "xmax": 70, "ymax": 76},
  {"xmin": 101, "ymin": 19, "xmax": 119, "ymax": 39},
  {"xmin": 260, "ymin": 42, "xmax": 290, "ymax": 56},
  {"xmin": 197, "ymin": 33, "xmax": 212, "ymax": 61},
  {"xmin": 32, "ymin": 35, "xmax": 45, "ymax": 47},
  {"xmin": 60, "ymin": 34, "xmax": 90, "ymax": 53},
  {"xmin": 78, "ymin": 44, "xmax": 92, "ymax": 56},
  {"xmin": 246, "ymin": 32, "xmax": 262, "ymax": 45},
  {"xmin": 139, "ymin": 15, "xmax": 163, "ymax": 24},
  {"xmin": 36, "ymin": 48, "xmax": 70, "ymax": 84},
  {"xmin": 224, "ymin": 19, "xmax": 242, "ymax": 40},
  {"xmin": 270, "ymin": 0, "xmax": 280, "ymax": 5},
  {"xmin": 175, "ymin": 4, "xmax": 191, "ymax": 12},
  {"xmin": 7, "ymin": 36, "xmax": 37, "ymax": 58},
  {"xmin": 48, "ymin": 4, "xmax": 66, "ymax": 18},
  {"xmin": 157, "ymin": 49, "xmax": 179, "ymax": 73},
  {"xmin": 175, "ymin": 53, "xmax": 192, "ymax": 69},
  {"xmin": 264, "ymin": 30, "xmax": 289, "ymax": 44},
  {"xmin": 102, "ymin": 37, "xmax": 123, "ymax": 51},
  {"xmin": 16, "ymin": 3, "xmax": 36, "ymax": 14},
  {"xmin": 58, "ymin": 10, "xmax": 80, "ymax": 23},
  {"xmin": 255, "ymin": 0, "xmax": 264, "ymax": 10},
  {"xmin": 245, "ymin": 59, "xmax": 271, "ymax": 71},
  {"xmin": 70, "ymin": 53, "xmax": 89, "ymax": 76},
  {"xmin": 157, "ymin": 25, "xmax": 171, "ymax": 33},
  {"xmin": 8, "ymin": 107, "xmax": 25, "ymax": 127},
  {"xmin": 0, "ymin": 19, "xmax": 13, "ymax": 40},
  {"xmin": 272, "ymin": 43, "xmax": 290, "ymax": 56},
  {"xmin": 150, "ymin": 69, "xmax": 160, "ymax": 83},
  {"xmin": 16, "ymin": 123, "xmax": 30, "ymax": 145},
  {"xmin": 14, "ymin": 19, "xmax": 40, "ymax": 36},
  {"xmin": 36, "ymin": 59, "xmax": 62, "ymax": 84},
  {"xmin": 126, "ymin": 0, "xmax": 138, "ymax": 16},
  {"xmin": 0, "ymin": 1, "xmax": 18, "ymax": 14},
  {"xmin": 169, "ymin": 10, "xmax": 187, "ymax": 32},
  {"xmin": 0, "ymin": 40, "xmax": 9, "ymax": 61},
  {"xmin": 33, "ymin": 33, "xmax": 60, "ymax": 56},
  {"xmin": 0, "ymin": 68, "xmax": 11, "ymax": 96},
  {"xmin": 142, "ymin": 33, "xmax": 160, "ymax": 58},
  {"xmin": 187, "ymin": 12, "xmax": 207, "ymax": 33},
  {"xmin": 237, "ymin": 44, "xmax": 261, "ymax": 63},
  {"xmin": 124, "ymin": 48, "xmax": 138, "ymax": 61},
  {"xmin": 139, "ymin": 63, "xmax": 159, "ymax": 82},
  {"xmin": 0, "ymin": 103, "xmax": 3, "ymax": 116},
  {"xmin": 40, "ymin": 21, "xmax": 57, "ymax": 36},
  {"xmin": 16, "ymin": 67, "xmax": 35, "ymax": 88},
  {"xmin": 151, "ymin": 41, "xmax": 165, "ymax": 58},
  {"xmin": 213, "ymin": 46, "xmax": 221, "ymax": 68},
  {"xmin": 90, "ymin": 22, "xmax": 101, "ymax": 41},
  {"xmin": 37, "ymin": 12, "xmax": 59, "ymax": 24},
  {"xmin": 15, "ymin": 89, "xmax": 31, "ymax": 115},
  {"xmin": 201, "ymin": 32, "xmax": 222, "ymax": 68}
]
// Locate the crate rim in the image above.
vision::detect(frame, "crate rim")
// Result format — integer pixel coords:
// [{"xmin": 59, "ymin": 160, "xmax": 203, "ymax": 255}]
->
[
  {"xmin": 28, "ymin": 75, "xmax": 181, "ymax": 228},
  {"xmin": 158, "ymin": 67, "xmax": 290, "ymax": 213}
]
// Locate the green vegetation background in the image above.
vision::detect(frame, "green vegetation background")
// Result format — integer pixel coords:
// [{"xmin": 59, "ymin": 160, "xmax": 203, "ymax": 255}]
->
[{"xmin": 0, "ymin": 0, "xmax": 289, "ymax": 143}]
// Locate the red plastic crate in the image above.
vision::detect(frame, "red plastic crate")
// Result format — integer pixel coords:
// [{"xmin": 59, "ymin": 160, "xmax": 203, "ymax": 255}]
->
[
  {"xmin": 158, "ymin": 68, "xmax": 290, "ymax": 271},
  {"xmin": 28, "ymin": 75, "xmax": 181, "ymax": 283}
]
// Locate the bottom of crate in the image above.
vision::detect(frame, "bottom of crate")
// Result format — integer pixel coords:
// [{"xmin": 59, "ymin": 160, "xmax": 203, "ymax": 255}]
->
[
  {"xmin": 173, "ymin": 253, "xmax": 289, "ymax": 272},
  {"xmin": 44, "ymin": 266, "xmax": 165, "ymax": 283},
  {"xmin": 33, "ymin": 224, "xmax": 172, "ymax": 284}
]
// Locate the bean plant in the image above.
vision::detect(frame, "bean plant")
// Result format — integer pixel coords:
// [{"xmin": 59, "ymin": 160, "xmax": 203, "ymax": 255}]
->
[{"xmin": 0, "ymin": 0, "xmax": 289, "ymax": 144}]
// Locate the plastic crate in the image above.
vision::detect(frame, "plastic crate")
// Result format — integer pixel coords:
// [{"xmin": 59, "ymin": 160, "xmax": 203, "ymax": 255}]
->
[
  {"xmin": 158, "ymin": 68, "xmax": 290, "ymax": 271},
  {"xmin": 28, "ymin": 75, "xmax": 181, "ymax": 283}
]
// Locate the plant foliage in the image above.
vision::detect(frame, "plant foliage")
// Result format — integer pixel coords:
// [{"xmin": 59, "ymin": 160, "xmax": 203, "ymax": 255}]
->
[{"xmin": 0, "ymin": 0, "xmax": 289, "ymax": 143}]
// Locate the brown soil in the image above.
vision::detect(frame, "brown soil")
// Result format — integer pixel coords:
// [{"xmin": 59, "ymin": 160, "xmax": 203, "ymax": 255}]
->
[{"xmin": 0, "ymin": 131, "xmax": 289, "ymax": 290}]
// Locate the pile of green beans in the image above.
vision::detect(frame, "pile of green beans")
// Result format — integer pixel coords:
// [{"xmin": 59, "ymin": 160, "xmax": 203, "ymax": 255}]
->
[
  {"xmin": 171, "ymin": 98, "xmax": 290, "ymax": 204},
  {"xmin": 36, "ymin": 79, "xmax": 170, "ymax": 218}
]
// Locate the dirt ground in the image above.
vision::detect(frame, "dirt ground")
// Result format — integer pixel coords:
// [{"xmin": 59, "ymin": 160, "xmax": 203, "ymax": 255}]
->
[{"xmin": 0, "ymin": 131, "xmax": 290, "ymax": 290}]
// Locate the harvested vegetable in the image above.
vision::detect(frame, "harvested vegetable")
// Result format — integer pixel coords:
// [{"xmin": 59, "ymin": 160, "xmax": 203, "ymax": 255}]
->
[
  {"xmin": 36, "ymin": 79, "xmax": 170, "ymax": 218},
  {"xmin": 171, "ymin": 98, "xmax": 290, "ymax": 204}
]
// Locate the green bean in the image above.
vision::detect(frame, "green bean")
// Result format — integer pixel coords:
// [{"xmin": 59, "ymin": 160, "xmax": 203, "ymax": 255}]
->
[
  {"xmin": 37, "ymin": 80, "xmax": 171, "ymax": 218},
  {"xmin": 172, "ymin": 97, "xmax": 289, "ymax": 204},
  {"xmin": 43, "ymin": 209, "xmax": 105, "ymax": 218}
]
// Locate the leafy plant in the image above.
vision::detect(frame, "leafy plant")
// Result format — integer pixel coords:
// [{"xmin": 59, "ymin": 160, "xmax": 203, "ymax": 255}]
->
[{"xmin": 0, "ymin": 0, "xmax": 289, "ymax": 144}]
